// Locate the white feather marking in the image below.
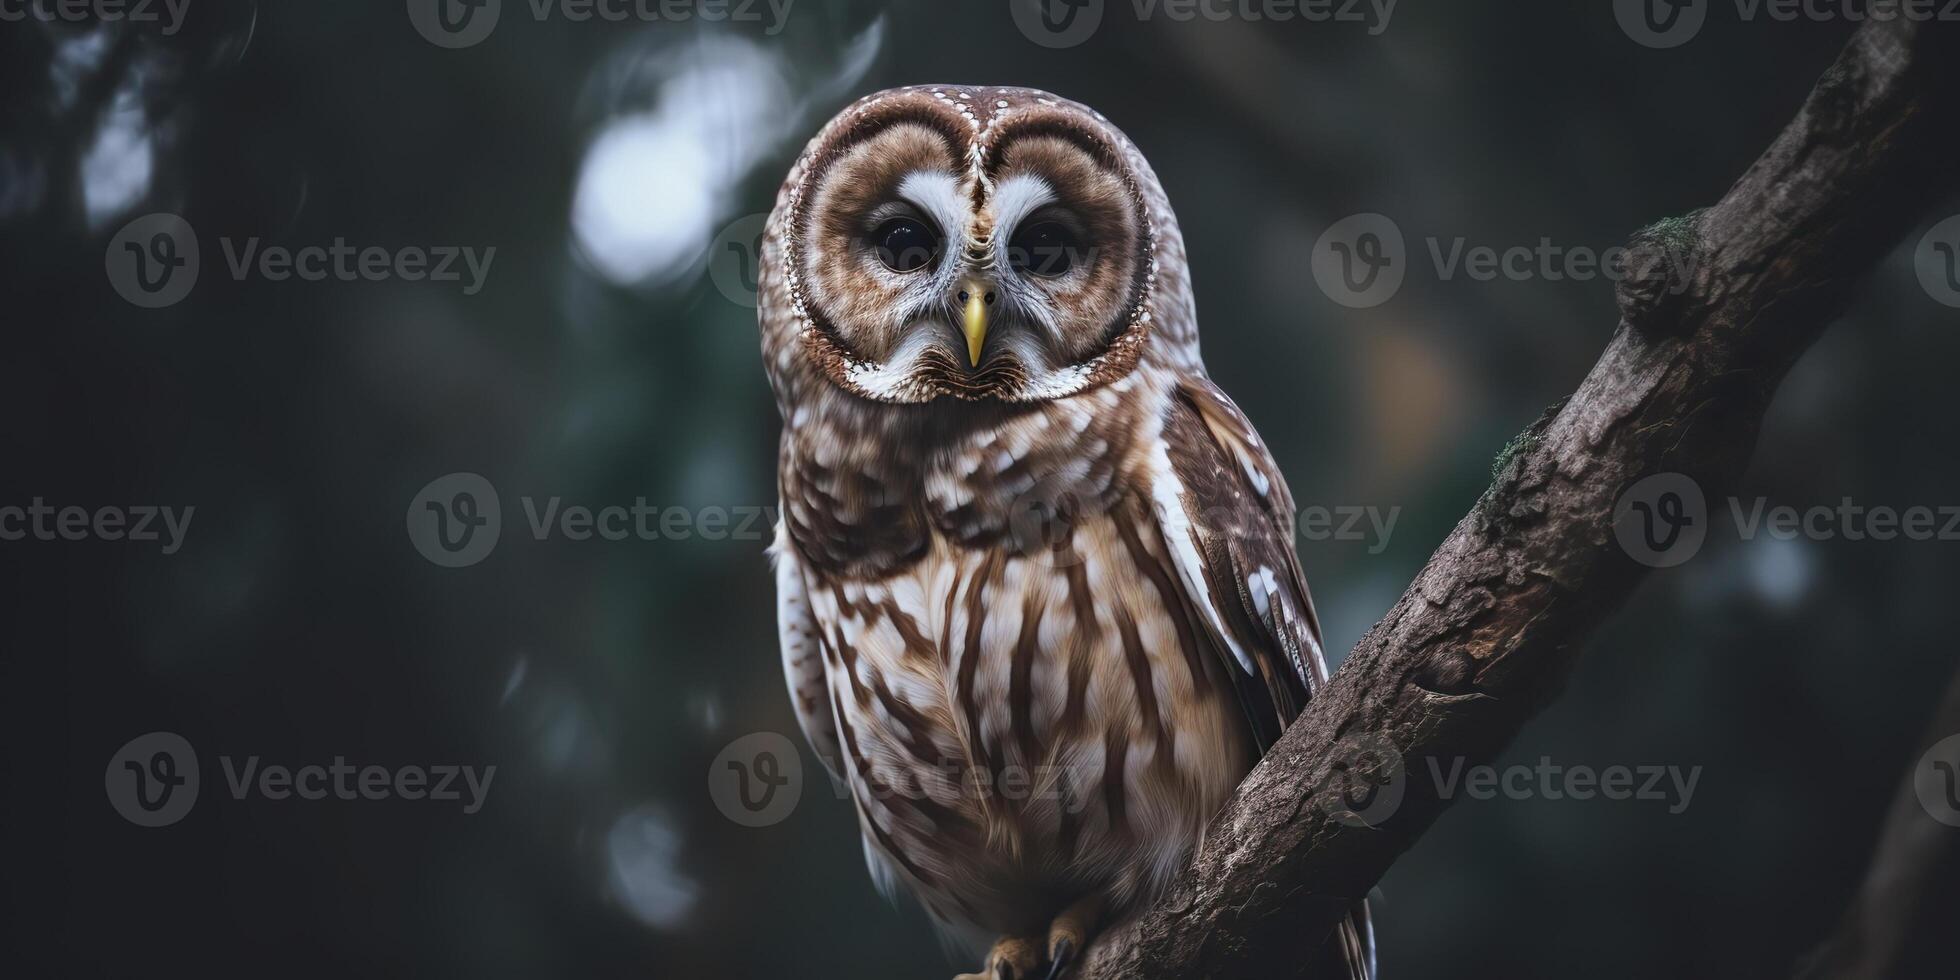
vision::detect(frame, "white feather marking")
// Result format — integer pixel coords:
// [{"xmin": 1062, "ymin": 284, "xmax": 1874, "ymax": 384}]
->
[
  {"xmin": 845, "ymin": 326, "xmax": 941, "ymax": 399},
  {"xmin": 1239, "ymin": 454, "xmax": 1271, "ymax": 498},
  {"xmin": 1249, "ymin": 565, "xmax": 1278, "ymax": 621},
  {"xmin": 989, "ymin": 173, "xmax": 1056, "ymax": 241},
  {"xmin": 897, "ymin": 170, "xmax": 967, "ymax": 245},
  {"xmin": 1016, "ymin": 363, "xmax": 1094, "ymax": 400},
  {"xmin": 774, "ymin": 522, "xmax": 844, "ymax": 785},
  {"xmin": 1147, "ymin": 445, "xmax": 1254, "ymax": 674}
]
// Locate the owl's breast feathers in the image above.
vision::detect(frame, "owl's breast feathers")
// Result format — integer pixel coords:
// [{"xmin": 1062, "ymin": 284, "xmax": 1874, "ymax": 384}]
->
[{"xmin": 771, "ymin": 363, "xmax": 1334, "ymax": 940}]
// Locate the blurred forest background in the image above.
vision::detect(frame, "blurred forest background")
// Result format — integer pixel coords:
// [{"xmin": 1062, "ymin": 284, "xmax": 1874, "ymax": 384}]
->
[{"xmin": 5, "ymin": 1, "xmax": 1959, "ymax": 977}]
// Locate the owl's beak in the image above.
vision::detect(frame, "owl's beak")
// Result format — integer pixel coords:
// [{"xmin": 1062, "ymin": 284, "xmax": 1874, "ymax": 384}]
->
[{"xmin": 958, "ymin": 281, "xmax": 990, "ymax": 367}]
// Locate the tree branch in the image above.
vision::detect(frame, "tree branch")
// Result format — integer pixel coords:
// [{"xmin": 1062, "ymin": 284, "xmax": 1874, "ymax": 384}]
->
[
  {"xmin": 1795, "ymin": 665, "xmax": 1960, "ymax": 980},
  {"xmin": 1084, "ymin": 18, "xmax": 1960, "ymax": 979}
]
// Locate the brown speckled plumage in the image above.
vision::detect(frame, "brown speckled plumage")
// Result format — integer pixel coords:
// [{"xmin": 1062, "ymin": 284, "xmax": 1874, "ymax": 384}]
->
[{"xmin": 761, "ymin": 85, "xmax": 1372, "ymax": 979}]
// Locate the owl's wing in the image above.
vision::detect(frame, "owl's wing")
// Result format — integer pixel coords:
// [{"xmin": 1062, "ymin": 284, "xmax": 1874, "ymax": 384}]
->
[
  {"xmin": 770, "ymin": 520, "xmax": 844, "ymax": 786},
  {"xmin": 1152, "ymin": 378, "xmax": 1375, "ymax": 980},
  {"xmin": 1151, "ymin": 377, "xmax": 1329, "ymax": 749}
]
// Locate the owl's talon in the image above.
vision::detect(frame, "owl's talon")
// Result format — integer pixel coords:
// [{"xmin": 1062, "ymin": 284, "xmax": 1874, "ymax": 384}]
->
[
  {"xmin": 1042, "ymin": 938, "xmax": 1075, "ymax": 980},
  {"xmin": 1042, "ymin": 893, "xmax": 1105, "ymax": 980},
  {"xmin": 955, "ymin": 935, "xmax": 1040, "ymax": 980}
]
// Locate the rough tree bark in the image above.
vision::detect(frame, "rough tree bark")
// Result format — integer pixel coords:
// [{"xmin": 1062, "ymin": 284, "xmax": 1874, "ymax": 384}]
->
[{"xmin": 1083, "ymin": 18, "xmax": 1960, "ymax": 980}]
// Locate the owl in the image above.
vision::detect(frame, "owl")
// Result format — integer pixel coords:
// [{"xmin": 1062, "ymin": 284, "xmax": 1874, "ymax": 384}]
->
[{"xmin": 759, "ymin": 86, "xmax": 1373, "ymax": 980}]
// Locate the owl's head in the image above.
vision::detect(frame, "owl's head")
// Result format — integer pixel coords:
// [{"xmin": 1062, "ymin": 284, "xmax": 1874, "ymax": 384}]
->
[{"xmin": 765, "ymin": 86, "xmax": 1189, "ymax": 405}]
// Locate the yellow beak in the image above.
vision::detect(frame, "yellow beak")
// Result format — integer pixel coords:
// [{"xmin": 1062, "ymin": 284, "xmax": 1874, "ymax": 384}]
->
[{"xmin": 962, "ymin": 283, "xmax": 988, "ymax": 367}]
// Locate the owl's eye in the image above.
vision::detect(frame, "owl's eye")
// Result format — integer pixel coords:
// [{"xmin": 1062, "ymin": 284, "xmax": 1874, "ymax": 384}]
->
[
  {"xmin": 1008, "ymin": 221, "xmax": 1080, "ymax": 278},
  {"xmin": 874, "ymin": 217, "xmax": 940, "ymax": 273}
]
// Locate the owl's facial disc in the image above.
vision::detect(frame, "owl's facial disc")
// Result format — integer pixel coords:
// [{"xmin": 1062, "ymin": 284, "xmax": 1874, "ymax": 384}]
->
[{"xmin": 791, "ymin": 103, "xmax": 1152, "ymax": 404}]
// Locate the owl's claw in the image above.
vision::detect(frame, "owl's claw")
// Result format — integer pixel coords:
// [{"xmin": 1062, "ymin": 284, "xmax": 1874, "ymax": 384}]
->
[
  {"xmin": 1042, "ymin": 893, "xmax": 1105, "ymax": 980},
  {"xmin": 954, "ymin": 935, "xmax": 1040, "ymax": 980},
  {"xmin": 957, "ymin": 894, "xmax": 1106, "ymax": 980},
  {"xmin": 1042, "ymin": 938, "xmax": 1074, "ymax": 980}
]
